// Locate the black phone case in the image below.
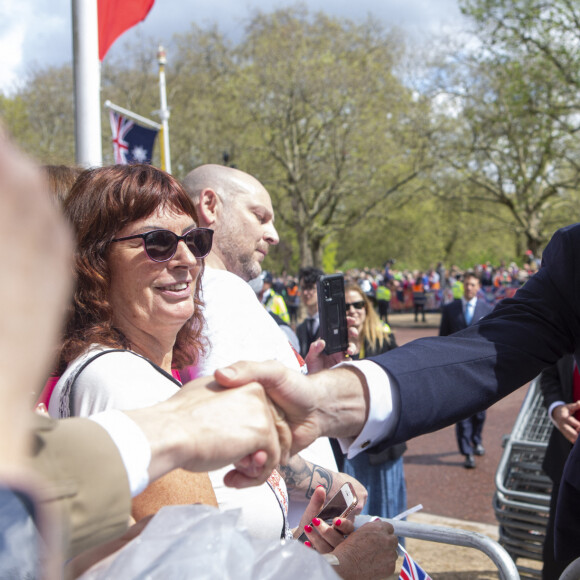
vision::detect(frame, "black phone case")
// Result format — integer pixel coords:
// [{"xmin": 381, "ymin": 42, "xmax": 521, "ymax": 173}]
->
[{"xmin": 317, "ymin": 274, "xmax": 348, "ymax": 355}]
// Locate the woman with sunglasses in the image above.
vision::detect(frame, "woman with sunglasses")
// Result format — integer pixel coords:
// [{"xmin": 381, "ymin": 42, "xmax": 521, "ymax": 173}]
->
[
  {"xmin": 341, "ymin": 282, "xmax": 408, "ymax": 524},
  {"xmin": 47, "ymin": 165, "xmax": 372, "ymax": 563},
  {"xmin": 48, "ymin": 164, "xmax": 220, "ymax": 519}
]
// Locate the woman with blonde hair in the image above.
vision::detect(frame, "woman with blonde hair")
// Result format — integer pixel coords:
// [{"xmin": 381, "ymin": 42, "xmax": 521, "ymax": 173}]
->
[
  {"xmin": 344, "ymin": 282, "xmax": 396, "ymax": 358},
  {"xmin": 341, "ymin": 282, "xmax": 407, "ymax": 523}
]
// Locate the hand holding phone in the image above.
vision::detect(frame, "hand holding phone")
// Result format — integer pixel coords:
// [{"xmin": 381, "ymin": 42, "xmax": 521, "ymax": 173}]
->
[
  {"xmin": 317, "ymin": 274, "xmax": 348, "ymax": 355},
  {"xmin": 297, "ymin": 482, "xmax": 358, "ymax": 542}
]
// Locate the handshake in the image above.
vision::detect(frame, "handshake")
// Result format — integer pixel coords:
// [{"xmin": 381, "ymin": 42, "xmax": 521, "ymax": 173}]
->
[{"xmin": 126, "ymin": 360, "xmax": 370, "ymax": 488}]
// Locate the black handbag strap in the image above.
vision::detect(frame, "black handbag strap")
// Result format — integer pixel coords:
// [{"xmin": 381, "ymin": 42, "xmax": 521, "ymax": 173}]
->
[{"xmin": 63, "ymin": 349, "xmax": 180, "ymax": 417}]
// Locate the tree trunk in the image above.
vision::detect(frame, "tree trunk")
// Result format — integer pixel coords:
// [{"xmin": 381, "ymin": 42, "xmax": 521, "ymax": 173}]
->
[{"xmin": 298, "ymin": 227, "xmax": 314, "ymax": 268}]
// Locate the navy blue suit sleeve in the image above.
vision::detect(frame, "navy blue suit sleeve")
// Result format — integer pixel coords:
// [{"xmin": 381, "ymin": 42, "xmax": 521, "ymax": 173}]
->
[
  {"xmin": 369, "ymin": 224, "xmax": 580, "ymax": 447},
  {"xmin": 540, "ymin": 356, "xmax": 571, "ymax": 410}
]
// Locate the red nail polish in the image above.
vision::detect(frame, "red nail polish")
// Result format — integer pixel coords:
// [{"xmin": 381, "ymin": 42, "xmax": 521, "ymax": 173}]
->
[
  {"xmin": 335, "ymin": 519, "xmax": 342, "ymax": 527},
  {"xmin": 316, "ymin": 484, "xmax": 325, "ymax": 489},
  {"xmin": 304, "ymin": 524, "xmax": 313, "ymax": 533},
  {"xmin": 304, "ymin": 541, "xmax": 312, "ymax": 548},
  {"xmin": 312, "ymin": 517, "xmax": 321, "ymax": 527}
]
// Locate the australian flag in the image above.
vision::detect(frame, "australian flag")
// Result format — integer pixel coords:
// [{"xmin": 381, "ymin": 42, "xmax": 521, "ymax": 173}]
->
[
  {"xmin": 109, "ymin": 110, "xmax": 159, "ymax": 165},
  {"xmin": 399, "ymin": 552, "xmax": 432, "ymax": 580}
]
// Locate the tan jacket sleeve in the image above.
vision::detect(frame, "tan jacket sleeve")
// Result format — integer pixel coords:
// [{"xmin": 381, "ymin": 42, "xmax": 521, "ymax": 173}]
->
[{"xmin": 27, "ymin": 414, "xmax": 132, "ymax": 560}]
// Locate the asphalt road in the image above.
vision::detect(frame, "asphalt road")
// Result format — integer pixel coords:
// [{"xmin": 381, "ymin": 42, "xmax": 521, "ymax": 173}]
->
[{"xmin": 388, "ymin": 312, "xmax": 528, "ymax": 526}]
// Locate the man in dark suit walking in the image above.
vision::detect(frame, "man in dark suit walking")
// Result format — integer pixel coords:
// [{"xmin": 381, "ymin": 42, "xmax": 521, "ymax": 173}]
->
[
  {"xmin": 439, "ymin": 271, "xmax": 494, "ymax": 468},
  {"xmin": 539, "ymin": 355, "xmax": 580, "ymax": 578}
]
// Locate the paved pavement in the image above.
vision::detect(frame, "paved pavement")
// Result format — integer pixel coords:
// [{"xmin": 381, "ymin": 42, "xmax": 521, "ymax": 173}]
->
[
  {"xmin": 384, "ymin": 312, "xmax": 541, "ymax": 578},
  {"xmin": 389, "ymin": 312, "xmax": 526, "ymax": 525}
]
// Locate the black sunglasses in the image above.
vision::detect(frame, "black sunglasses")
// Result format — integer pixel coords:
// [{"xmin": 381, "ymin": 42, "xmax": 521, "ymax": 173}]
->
[
  {"xmin": 111, "ymin": 227, "xmax": 213, "ymax": 262},
  {"xmin": 345, "ymin": 300, "xmax": 365, "ymax": 311}
]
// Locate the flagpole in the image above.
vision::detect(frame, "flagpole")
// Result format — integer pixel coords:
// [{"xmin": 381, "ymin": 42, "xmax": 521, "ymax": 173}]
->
[
  {"xmin": 157, "ymin": 45, "xmax": 171, "ymax": 174},
  {"xmin": 104, "ymin": 101, "xmax": 162, "ymax": 130},
  {"xmin": 72, "ymin": 0, "xmax": 102, "ymax": 167}
]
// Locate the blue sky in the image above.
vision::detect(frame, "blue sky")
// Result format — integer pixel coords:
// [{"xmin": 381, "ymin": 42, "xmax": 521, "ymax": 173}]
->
[{"xmin": 0, "ymin": 0, "xmax": 468, "ymax": 93}]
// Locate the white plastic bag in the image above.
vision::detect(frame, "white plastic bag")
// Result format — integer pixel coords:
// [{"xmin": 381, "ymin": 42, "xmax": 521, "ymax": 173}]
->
[{"xmin": 80, "ymin": 504, "xmax": 340, "ymax": 579}]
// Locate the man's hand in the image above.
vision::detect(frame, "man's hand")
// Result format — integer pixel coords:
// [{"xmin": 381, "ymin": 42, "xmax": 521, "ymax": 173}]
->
[
  {"xmin": 215, "ymin": 361, "xmax": 324, "ymax": 454},
  {"xmin": 214, "ymin": 361, "xmax": 369, "ymax": 456},
  {"xmin": 305, "ymin": 314, "xmax": 359, "ymax": 373},
  {"xmin": 126, "ymin": 375, "xmax": 292, "ymax": 487},
  {"xmin": 552, "ymin": 402, "xmax": 580, "ymax": 444},
  {"xmin": 332, "ymin": 519, "xmax": 398, "ymax": 580}
]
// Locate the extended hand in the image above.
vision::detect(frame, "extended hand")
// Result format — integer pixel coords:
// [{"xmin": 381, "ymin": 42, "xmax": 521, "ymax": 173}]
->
[
  {"xmin": 214, "ymin": 361, "xmax": 369, "ymax": 457},
  {"xmin": 553, "ymin": 402, "xmax": 580, "ymax": 444},
  {"xmin": 215, "ymin": 361, "xmax": 324, "ymax": 455},
  {"xmin": 128, "ymin": 375, "xmax": 292, "ymax": 487}
]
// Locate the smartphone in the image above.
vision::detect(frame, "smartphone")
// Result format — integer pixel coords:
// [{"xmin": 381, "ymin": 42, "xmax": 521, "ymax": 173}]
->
[
  {"xmin": 297, "ymin": 482, "xmax": 358, "ymax": 542},
  {"xmin": 317, "ymin": 273, "xmax": 348, "ymax": 354}
]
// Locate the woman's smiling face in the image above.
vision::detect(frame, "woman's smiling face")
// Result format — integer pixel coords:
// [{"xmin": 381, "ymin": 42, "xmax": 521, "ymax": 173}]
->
[
  {"xmin": 345, "ymin": 289, "xmax": 366, "ymax": 331},
  {"xmin": 107, "ymin": 207, "xmax": 200, "ymax": 343}
]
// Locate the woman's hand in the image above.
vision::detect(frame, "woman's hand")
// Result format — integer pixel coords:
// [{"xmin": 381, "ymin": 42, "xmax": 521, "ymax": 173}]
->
[
  {"xmin": 333, "ymin": 473, "xmax": 367, "ymax": 515},
  {"xmin": 296, "ymin": 488, "xmax": 398, "ymax": 579},
  {"xmin": 294, "ymin": 486, "xmax": 356, "ymax": 553},
  {"xmin": 303, "ymin": 516, "xmax": 356, "ymax": 554},
  {"xmin": 293, "ymin": 485, "xmax": 326, "ymax": 540}
]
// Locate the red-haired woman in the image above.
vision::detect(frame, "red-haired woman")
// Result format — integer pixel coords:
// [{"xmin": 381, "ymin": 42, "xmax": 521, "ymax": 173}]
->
[{"xmin": 48, "ymin": 164, "xmax": 218, "ymax": 519}]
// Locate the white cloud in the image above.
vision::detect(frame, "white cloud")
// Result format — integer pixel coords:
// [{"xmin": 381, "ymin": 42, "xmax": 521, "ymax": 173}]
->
[
  {"xmin": 0, "ymin": 21, "xmax": 24, "ymax": 92},
  {"xmin": 0, "ymin": 0, "xmax": 469, "ymax": 94}
]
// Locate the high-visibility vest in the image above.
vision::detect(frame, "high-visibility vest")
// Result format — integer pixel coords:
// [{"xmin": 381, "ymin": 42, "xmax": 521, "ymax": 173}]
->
[
  {"xmin": 376, "ymin": 286, "xmax": 391, "ymax": 301},
  {"xmin": 265, "ymin": 291, "xmax": 290, "ymax": 324},
  {"xmin": 452, "ymin": 281, "xmax": 464, "ymax": 299}
]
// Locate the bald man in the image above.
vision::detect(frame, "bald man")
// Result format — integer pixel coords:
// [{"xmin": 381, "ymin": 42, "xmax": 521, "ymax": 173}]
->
[{"xmin": 183, "ymin": 165, "xmax": 364, "ymax": 530}]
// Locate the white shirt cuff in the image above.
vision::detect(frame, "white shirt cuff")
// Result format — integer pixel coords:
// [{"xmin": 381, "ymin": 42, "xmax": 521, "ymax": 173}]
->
[
  {"xmin": 334, "ymin": 360, "xmax": 398, "ymax": 458},
  {"xmin": 88, "ymin": 409, "xmax": 151, "ymax": 497},
  {"xmin": 548, "ymin": 401, "xmax": 566, "ymax": 427}
]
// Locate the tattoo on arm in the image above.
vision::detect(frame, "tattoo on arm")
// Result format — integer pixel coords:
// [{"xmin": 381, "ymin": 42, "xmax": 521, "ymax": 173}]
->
[
  {"xmin": 278, "ymin": 456, "xmax": 334, "ymax": 500},
  {"xmin": 306, "ymin": 465, "xmax": 333, "ymax": 499}
]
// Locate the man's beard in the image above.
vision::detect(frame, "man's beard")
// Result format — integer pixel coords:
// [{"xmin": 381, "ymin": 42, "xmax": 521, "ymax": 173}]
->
[
  {"xmin": 215, "ymin": 221, "xmax": 261, "ymax": 282},
  {"xmin": 234, "ymin": 253, "xmax": 261, "ymax": 282}
]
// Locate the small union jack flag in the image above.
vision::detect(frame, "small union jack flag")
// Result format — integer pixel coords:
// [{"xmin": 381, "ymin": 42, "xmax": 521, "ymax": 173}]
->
[
  {"xmin": 109, "ymin": 110, "xmax": 159, "ymax": 165},
  {"xmin": 399, "ymin": 551, "xmax": 432, "ymax": 580}
]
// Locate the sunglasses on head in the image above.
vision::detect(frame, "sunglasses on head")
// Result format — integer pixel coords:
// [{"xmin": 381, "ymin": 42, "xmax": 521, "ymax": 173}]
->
[
  {"xmin": 346, "ymin": 300, "xmax": 365, "ymax": 311},
  {"xmin": 111, "ymin": 227, "xmax": 213, "ymax": 262}
]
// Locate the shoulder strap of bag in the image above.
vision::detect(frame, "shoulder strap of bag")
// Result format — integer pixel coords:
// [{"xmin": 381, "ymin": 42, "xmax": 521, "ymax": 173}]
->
[{"xmin": 63, "ymin": 349, "xmax": 180, "ymax": 418}]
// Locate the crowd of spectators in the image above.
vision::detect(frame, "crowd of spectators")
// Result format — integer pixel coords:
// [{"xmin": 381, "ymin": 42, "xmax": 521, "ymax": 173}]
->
[{"xmin": 267, "ymin": 253, "xmax": 542, "ymax": 325}]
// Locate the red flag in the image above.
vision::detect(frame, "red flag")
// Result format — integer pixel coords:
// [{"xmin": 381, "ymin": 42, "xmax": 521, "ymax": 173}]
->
[{"xmin": 98, "ymin": 0, "xmax": 155, "ymax": 61}]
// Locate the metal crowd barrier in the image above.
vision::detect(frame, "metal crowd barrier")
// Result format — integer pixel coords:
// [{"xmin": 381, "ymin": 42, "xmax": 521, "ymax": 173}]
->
[
  {"xmin": 355, "ymin": 515, "xmax": 520, "ymax": 579},
  {"xmin": 494, "ymin": 377, "xmax": 553, "ymax": 579}
]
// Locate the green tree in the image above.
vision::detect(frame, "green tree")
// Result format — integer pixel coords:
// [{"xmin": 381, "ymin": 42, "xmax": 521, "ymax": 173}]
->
[
  {"xmin": 224, "ymin": 8, "xmax": 431, "ymax": 269},
  {"xmin": 426, "ymin": 1, "xmax": 580, "ymax": 255},
  {"xmin": 2, "ymin": 66, "xmax": 76, "ymax": 164},
  {"xmin": 462, "ymin": 0, "xmax": 580, "ymax": 98}
]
